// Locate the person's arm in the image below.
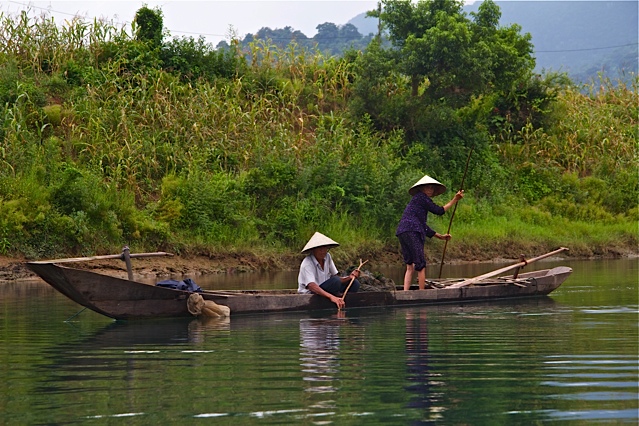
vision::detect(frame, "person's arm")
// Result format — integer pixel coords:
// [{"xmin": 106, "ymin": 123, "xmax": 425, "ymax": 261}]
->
[
  {"xmin": 433, "ymin": 191, "xmax": 464, "ymax": 240},
  {"xmin": 433, "ymin": 232, "xmax": 452, "ymax": 241},
  {"xmin": 306, "ymin": 282, "xmax": 345, "ymax": 309},
  {"xmin": 442, "ymin": 190, "xmax": 464, "ymax": 212}
]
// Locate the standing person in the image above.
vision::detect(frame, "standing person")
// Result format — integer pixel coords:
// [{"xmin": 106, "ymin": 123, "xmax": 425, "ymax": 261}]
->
[
  {"xmin": 298, "ymin": 232, "xmax": 361, "ymax": 309},
  {"xmin": 396, "ymin": 175, "xmax": 464, "ymax": 290}
]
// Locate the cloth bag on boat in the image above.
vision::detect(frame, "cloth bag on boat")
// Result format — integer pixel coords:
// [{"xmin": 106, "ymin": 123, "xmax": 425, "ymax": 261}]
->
[
  {"xmin": 155, "ymin": 278, "xmax": 202, "ymax": 292},
  {"xmin": 187, "ymin": 293, "xmax": 230, "ymax": 317}
]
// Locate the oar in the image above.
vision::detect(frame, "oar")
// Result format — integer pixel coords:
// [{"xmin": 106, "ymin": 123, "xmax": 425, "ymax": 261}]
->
[
  {"xmin": 438, "ymin": 147, "xmax": 473, "ymax": 278},
  {"xmin": 29, "ymin": 249, "xmax": 174, "ymax": 281},
  {"xmin": 29, "ymin": 251, "xmax": 174, "ymax": 264},
  {"xmin": 448, "ymin": 247, "xmax": 569, "ymax": 288},
  {"xmin": 340, "ymin": 259, "xmax": 368, "ymax": 305}
]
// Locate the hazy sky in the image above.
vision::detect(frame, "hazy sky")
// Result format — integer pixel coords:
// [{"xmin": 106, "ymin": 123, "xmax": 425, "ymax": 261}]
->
[{"xmin": 1, "ymin": 0, "xmax": 386, "ymax": 44}]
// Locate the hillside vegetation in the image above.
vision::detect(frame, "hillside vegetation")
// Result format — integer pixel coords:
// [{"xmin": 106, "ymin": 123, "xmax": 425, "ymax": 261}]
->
[{"xmin": 0, "ymin": 1, "xmax": 636, "ymax": 266}]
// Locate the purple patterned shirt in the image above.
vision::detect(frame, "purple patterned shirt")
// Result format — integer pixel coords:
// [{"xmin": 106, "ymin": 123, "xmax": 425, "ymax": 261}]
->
[{"xmin": 396, "ymin": 192, "xmax": 445, "ymax": 238}]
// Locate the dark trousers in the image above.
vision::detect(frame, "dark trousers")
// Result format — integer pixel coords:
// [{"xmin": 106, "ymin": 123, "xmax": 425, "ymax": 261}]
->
[
  {"xmin": 320, "ymin": 275, "xmax": 360, "ymax": 296},
  {"xmin": 398, "ymin": 231, "xmax": 426, "ymax": 271}
]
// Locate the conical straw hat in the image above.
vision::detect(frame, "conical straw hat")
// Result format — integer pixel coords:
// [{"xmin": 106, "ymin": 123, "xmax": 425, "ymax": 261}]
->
[
  {"xmin": 301, "ymin": 232, "xmax": 339, "ymax": 253},
  {"xmin": 409, "ymin": 175, "xmax": 447, "ymax": 196}
]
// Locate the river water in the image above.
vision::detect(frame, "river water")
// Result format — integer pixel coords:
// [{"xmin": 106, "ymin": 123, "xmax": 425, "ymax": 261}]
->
[{"xmin": 0, "ymin": 258, "xmax": 637, "ymax": 424}]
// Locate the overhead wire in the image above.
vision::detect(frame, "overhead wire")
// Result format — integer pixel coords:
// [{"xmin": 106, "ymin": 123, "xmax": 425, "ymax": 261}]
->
[{"xmin": 536, "ymin": 42, "xmax": 638, "ymax": 53}]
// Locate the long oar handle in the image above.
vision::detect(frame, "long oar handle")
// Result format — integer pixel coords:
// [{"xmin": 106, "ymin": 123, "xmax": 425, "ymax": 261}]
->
[
  {"xmin": 438, "ymin": 147, "xmax": 473, "ymax": 278},
  {"xmin": 448, "ymin": 247, "xmax": 569, "ymax": 288},
  {"xmin": 29, "ymin": 251, "xmax": 174, "ymax": 264},
  {"xmin": 340, "ymin": 259, "xmax": 368, "ymax": 303}
]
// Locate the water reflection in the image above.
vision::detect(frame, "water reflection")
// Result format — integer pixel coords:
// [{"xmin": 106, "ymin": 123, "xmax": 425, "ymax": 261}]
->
[
  {"xmin": 300, "ymin": 312, "xmax": 346, "ymax": 394},
  {"xmin": 82, "ymin": 318, "xmax": 231, "ymax": 347},
  {"xmin": 405, "ymin": 311, "xmax": 436, "ymax": 411},
  {"xmin": 298, "ymin": 310, "xmax": 364, "ymax": 419},
  {"xmin": 36, "ymin": 318, "xmax": 230, "ymax": 386}
]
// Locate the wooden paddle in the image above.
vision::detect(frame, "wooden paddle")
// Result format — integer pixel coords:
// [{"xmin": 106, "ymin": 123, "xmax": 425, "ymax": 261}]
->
[
  {"xmin": 340, "ymin": 259, "xmax": 368, "ymax": 303},
  {"xmin": 448, "ymin": 247, "xmax": 569, "ymax": 288}
]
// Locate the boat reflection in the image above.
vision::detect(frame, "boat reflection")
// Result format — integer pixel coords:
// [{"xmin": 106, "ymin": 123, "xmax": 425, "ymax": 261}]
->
[
  {"xmin": 187, "ymin": 316, "xmax": 231, "ymax": 343},
  {"xmin": 59, "ymin": 317, "xmax": 228, "ymax": 351},
  {"xmin": 32, "ymin": 317, "xmax": 232, "ymax": 401}
]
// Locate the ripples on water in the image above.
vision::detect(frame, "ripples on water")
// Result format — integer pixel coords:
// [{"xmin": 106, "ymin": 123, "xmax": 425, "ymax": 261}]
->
[{"xmin": 0, "ymin": 259, "xmax": 636, "ymax": 424}]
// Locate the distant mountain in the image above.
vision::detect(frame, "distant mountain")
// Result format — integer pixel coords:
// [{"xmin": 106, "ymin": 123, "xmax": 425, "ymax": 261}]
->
[
  {"xmin": 348, "ymin": 1, "xmax": 638, "ymax": 83},
  {"xmin": 348, "ymin": 10, "xmax": 378, "ymax": 37}
]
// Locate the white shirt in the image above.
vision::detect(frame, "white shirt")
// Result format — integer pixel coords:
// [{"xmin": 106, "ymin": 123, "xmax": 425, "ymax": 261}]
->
[{"xmin": 297, "ymin": 252, "xmax": 338, "ymax": 294}]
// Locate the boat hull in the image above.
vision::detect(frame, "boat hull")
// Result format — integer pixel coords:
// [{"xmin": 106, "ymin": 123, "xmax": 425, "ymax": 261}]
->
[{"xmin": 27, "ymin": 262, "xmax": 572, "ymax": 320}]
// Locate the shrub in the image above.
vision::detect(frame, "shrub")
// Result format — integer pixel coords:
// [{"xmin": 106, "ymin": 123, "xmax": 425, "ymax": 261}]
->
[
  {"xmin": 160, "ymin": 36, "xmax": 244, "ymax": 83},
  {"xmin": 157, "ymin": 172, "xmax": 249, "ymax": 236}
]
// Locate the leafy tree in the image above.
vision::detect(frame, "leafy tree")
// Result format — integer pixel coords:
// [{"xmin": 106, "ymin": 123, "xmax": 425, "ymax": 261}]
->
[
  {"xmin": 353, "ymin": 0, "xmax": 537, "ymax": 146},
  {"xmin": 134, "ymin": 6, "xmax": 164, "ymax": 49},
  {"xmin": 314, "ymin": 23, "xmax": 367, "ymax": 54},
  {"xmin": 371, "ymin": 0, "xmax": 533, "ymax": 103},
  {"xmin": 315, "ymin": 22, "xmax": 349, "ymax": 52},
  {"xmin": 160, "ymin": 36, "xmax": 244, "ymax": 82},
  {"xmin": 247, "ymin": 26, "xmax": 308, "ymax": 50},
  {"xmin": 339, "ymin": 23, "xmax": 362, "ymax": 41},
  {"xmin": 316, "ymin": 22, "xmax": 340, "ymax": 41}
]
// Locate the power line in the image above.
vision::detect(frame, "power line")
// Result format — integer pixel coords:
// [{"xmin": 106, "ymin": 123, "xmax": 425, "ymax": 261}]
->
[{"xmin": 535, "ymin": 42, "xmax": 638, "ymax": 53}]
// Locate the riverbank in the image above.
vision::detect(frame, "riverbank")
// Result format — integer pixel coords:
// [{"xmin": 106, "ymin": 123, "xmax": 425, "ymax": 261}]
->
[{"xmin": 2, "ymin": 243, "xmax": 636, "ymax": 283}]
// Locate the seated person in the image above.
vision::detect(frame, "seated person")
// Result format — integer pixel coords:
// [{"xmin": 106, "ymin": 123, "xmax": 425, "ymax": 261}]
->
[{"xmin": 297, "ymin": 232, "xmax": 361, "ymax": 309}]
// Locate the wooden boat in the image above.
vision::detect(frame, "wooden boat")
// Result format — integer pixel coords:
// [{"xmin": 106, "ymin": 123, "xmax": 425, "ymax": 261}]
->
[{"xmin": 27, "ymin": 248, "xmax": 572, "ymax": 321}]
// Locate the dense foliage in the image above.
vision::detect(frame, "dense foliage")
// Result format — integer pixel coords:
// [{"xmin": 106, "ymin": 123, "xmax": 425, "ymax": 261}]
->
[{"xmin": 0, "ymin": 1, "xmax": 636, "ymax": 262}]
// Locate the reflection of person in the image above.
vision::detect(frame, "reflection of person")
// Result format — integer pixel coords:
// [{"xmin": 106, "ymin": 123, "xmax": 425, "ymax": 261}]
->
[
  {"xmin": 299, "ymin": 318, "xmax": 341, "ymax": 394},
  {"xmin": 405, "ymin": 310, "xmax": 436, "ymax": 411},
  {"xmin": 396, "ymin": 175, "xmax": 464, "ymax": 290},
  {"xmin": 299, "ymin": 313, "xmax": 361, "ymax": 399},
  {"xmin": 297, "ymin": 232, "xmax": 361, "ymax": 310}
]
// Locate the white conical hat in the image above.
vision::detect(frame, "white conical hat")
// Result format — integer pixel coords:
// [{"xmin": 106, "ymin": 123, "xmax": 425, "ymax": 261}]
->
[
  {"xmin": 408, "ymin": 175, "xmax": 447, "ymax": 196},
  {"xmin": 301, "ymin": 232, "xmax": 339, "ymax": 253}
]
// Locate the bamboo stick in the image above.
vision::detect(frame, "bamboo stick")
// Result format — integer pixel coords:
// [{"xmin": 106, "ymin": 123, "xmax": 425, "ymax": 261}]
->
[
  {"xmin": 439, "ymin": 147, "xmax": 473, "ymax": 278},
  {"xmin": 340, "ymin": 259, "xmax": 368, "ymax": 305}
]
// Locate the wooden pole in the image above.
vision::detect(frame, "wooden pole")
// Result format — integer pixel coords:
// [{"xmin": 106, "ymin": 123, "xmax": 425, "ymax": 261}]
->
[
  {"xmin": 438, "ymin": 147, "xmax": 473, "ymax": 278},
  {"xmin": 29, "ymin": 251, "xmax": 174, "ymax": 264},
  {"xmin": 448, "ymin": 247, "xmax": 569, "ymax": 288},
  {"xmin": 340, "ymin": 259, "xmax": 368, "ymax": 307},
  {"xmin": 512, "ymin": 254, "xmax": 526, "ymax": 279},
  {"xmin": 122, "ymin": 246, "xmax": 134, "ymax": 281}
]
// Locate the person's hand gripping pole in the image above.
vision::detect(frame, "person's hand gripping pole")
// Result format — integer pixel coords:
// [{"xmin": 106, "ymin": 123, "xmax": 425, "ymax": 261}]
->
[{"xmin": 339, "ymin": 259, "xmax": 368, "ymax": 310}]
